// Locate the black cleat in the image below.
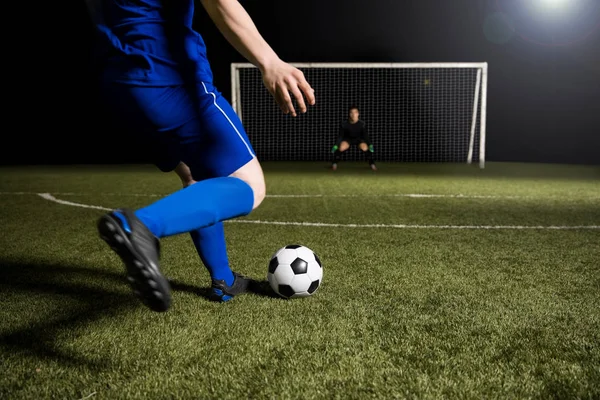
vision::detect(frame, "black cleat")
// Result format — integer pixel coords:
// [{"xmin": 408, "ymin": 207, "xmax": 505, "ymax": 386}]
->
[
  {"xmin": 210, "ymin": 272, "xmax": 250, "ymax": 302},
  {"xmin": 97, "ymin": 208, "xmax": 171, "ymax": 312}
]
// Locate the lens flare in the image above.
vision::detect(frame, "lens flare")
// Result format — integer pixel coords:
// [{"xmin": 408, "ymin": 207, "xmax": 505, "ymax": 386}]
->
[{"xmin": 537, "ymin": 0, "xmax": 569, "ymax": 10}]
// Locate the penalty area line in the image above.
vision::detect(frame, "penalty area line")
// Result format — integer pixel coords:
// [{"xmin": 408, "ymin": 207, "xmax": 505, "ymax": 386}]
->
[
  {"xmin": 35, "ymin": 193, "xmax": 600, "ymax": 231},
  {"xmin": 2, "ymin": 191, "xmax": 524, "ymax": 199},
  {"xmin": 37, "ymin": 193, "xmax": 112, "ymax": 211}
]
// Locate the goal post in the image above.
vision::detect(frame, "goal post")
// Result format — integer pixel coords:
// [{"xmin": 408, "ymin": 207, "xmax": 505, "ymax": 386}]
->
[{"xmin": 231, "ymin": 62, "xmax": 488, "ymax": 168}]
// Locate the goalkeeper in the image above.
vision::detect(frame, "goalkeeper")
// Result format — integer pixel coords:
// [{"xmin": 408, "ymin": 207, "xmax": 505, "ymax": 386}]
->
[{"xmin": 331, "ymin": 106, "xmax": 377, "ymax": 171}]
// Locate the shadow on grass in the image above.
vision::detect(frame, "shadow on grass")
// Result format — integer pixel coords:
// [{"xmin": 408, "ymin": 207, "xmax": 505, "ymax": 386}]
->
[
  {"xmin": 168, "ymin": 280, "xmax": 212, "ymax": 300},
  {"xmin": 0, "ymin": 260, "xmax": 137, "ymax": 371},
  {"xmin": 0, "ymin": 259, "xmax": 280, "ymax": 371},
  {"xmin": 169, "ymin": 278, "xmax": 280, "ymax": 300},
  {"xmin": 248, "ymin": 279, "xmax": 281, "ymax": 299}
]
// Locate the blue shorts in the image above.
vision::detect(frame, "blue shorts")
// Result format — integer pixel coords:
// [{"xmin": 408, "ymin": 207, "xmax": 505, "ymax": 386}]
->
[{"xmin": 103, "ymin": 81, "xmax": 256, "ymax": 180}]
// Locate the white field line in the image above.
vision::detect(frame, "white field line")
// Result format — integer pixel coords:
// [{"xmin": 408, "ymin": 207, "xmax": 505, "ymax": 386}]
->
[
  {"xmin": 34, "ymin": 193, "xmax": 600, "ymax": 231},
  {"xmin": 37, "ymin": 193, "xmax": 112, "ymax": 211},
  {"xmin": 1, "ymin": 191, "xmax": 523, "ymax": 199}
]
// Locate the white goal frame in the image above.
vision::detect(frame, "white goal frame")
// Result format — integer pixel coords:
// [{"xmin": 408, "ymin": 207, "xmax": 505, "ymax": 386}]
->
[{"xmin": 231, "ymin": 62, "xmax": 488, "ymax": 168}]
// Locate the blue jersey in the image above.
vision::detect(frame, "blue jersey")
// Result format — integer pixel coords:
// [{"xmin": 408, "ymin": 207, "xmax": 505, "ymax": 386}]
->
[{"xmin": 95, "ymin": 0, "xmax": 213, "ymax": 85}]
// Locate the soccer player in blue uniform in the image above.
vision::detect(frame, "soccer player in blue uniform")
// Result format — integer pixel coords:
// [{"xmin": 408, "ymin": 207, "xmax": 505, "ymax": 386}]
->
[
  {"xmin": 331, "ymin": 106, "xmax": 377, "ymax": 171},
  {"xmin": 85, "ymin": 0, "xmax": 315, "ymax": 311}
]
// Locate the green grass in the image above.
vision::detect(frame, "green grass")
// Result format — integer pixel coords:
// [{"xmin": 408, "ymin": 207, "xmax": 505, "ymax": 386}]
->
[{"xmin": 1, "ymin": 162, "xmax": 599, "ymax": 399}]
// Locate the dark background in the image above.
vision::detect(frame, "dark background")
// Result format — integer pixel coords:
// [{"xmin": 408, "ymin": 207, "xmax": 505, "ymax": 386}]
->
[{"xmin": 5, "ymin": 0, "xmax": 599, "ymax": 165}]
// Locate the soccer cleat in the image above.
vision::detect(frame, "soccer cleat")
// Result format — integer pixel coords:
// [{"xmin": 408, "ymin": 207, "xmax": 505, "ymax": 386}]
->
[
  {"xmin": 370, "ymin": 163, "xmax": 377, "ymax": 171},
  {"xmin": 97, "ymin": 208, "xmax": 171, "ymax": 312},
  {"xmin": 210, "ymin": 272, "xmax": 250, "ymax": 302},
  {"xmin": 332, "ymin": 163, "xmax": 338, "ymax": 171}
]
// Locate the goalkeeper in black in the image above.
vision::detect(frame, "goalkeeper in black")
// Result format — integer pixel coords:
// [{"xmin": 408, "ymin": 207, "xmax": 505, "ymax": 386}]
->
[{"xmin": 331, "ymin": 106, "xmax": 377, "ymax": 171}]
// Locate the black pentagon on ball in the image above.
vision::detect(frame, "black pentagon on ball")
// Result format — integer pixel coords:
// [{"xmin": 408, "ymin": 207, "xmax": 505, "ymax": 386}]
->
[
  {"xmin": 290, "ymin": 258, "xmax": 308, "ymax": 274},
  {"xmin": 307, "ymin": 279, "xmax": 320, "ymax": 294},
  {"xmin": 313, "ymin": 252, "xmax": 322, "ymax": 267},
  {"xmin": 268, "ymin": 257, "xmax": 279, "ymax": 274},
  {"xmin": 285, "ymin": 244, "xmax": 302, "ymax": 249},
  {"xmin": 278, "ymin": 284, "xmax": 296, "ymax": 298}
]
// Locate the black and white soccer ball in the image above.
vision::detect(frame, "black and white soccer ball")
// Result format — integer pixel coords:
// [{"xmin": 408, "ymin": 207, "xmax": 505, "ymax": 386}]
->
[{"xmin": 268, "ymin": 244, "xmax": 323, "ymax": 299}]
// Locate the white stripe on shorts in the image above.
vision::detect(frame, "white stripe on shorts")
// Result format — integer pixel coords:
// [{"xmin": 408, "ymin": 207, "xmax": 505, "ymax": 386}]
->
[{"xmin": 201, "ymin": 81, "xmax": 255, "ymax": 158}]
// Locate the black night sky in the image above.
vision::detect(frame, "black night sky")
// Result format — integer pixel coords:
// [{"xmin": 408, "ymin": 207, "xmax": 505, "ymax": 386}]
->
[{"xmin": 6, "ymin": 0, "xmax": 599, "ymax": 165}]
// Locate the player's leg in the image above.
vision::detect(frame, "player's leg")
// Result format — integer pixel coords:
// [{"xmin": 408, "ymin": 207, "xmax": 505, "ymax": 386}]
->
[
  {"xmin": 174, "ymin": 162, "xmax": 197, "ymax": 187},
  {"xmin": 136, "ymin": 82, "xmax": 263, "ymax": 302},
  {"xmin": 172, "ymin": 164, "xmax": 236, "ymax": 299},
  {"xmin": 97, "ymin": 83, "xmax": 261, "ymax": 310},
  {"xmin": 173, "ymin": 170, "xmax": 247, "ymax": 302},
  {"xmin": 189, "ymin": 222, "xmax": 237, "ymax": 300},
  {"xmin": 186, "ymin": 167, "xmax": 263, "ymax": 304},
  {"xmin": 172, "ymin": 164, "xmax": 235, "ymax": 297},
  {"xmin": 140, "ymin": 81, "xmax": 265, "ymax": 240},
  {"xmin": 359, "ymin": 142, "xmax": 377, "ymax": 171},
  {"xmin": 181, "ymin": 83, "xmax": 265, "ymax": 301},
  {"xmin": 102, "ymin": 83, "xmax": 263, "ymax": 236},
  {"xmin": 174, "ymin": 159, "xmax": 263, "ymax": 302},
  {"xmin": 172, "ymin": 164, "xmax": 234, "ymax": 296},
  {"xmin": 332, "ymin": 140, "xmax": 350, "ymax": 170},
  {"xmin": 339, "ymin": 141, "xmax": 350, "ymax": 152},
  {"xmin": 193, "ymin": 159, "xmax": 265, "ymax": 301},
  {"xmin": 97, "ymin": 83, "xmax": 190, "ymax": 311},
  {"xmin": 165, "ymin": 84, "xmax": 264, "ymax": 302},
  {"xmin": 175, "ymin": 162, "xmax": 235, "ymax": 297}
]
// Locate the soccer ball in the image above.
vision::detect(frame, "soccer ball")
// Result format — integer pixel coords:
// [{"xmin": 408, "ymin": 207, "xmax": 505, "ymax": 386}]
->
[{"xmin": 268, "ymin": 244, "xmax": 323, "ymax": 299}]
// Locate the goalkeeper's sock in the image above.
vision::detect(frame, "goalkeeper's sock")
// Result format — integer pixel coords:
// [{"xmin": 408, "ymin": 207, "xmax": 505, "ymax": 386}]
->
[
  {"xmin": 367, "ymin": 145, "xmax": 375, "ymax": 165},
  {"xmin": 333, "ymin": 150, "xmax": 341, "ymax": 163}
]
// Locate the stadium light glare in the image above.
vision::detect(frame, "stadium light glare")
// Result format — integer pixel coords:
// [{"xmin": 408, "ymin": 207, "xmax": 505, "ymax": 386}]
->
[{"xmin": 535, "ymin": 0, "xmax": 570, "ymax": 11}]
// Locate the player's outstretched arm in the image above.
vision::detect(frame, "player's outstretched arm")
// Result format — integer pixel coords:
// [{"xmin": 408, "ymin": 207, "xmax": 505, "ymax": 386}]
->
[{"xmin": 200, "ymin": 0, "xmax": 315, "ymax": 116}]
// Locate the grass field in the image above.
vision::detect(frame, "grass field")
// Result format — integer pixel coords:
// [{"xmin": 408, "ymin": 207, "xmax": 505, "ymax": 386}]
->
[{"xmin": 1, "ymin": 161, "xmax": 599, "ymax": 399}]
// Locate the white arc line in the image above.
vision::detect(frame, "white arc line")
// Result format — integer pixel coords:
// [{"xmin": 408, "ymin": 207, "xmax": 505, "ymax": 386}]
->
[
  {"xmin": 35, "ymin": 193, "xmax": 600, "ymax": 230},
  {"xmin": 37, "ymin": 193, "xmax": 113, "ymax": 211}
]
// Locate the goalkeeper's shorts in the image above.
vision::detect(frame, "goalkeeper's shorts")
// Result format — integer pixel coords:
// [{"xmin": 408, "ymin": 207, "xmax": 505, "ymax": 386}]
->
[{"xmin": 341, "ymin": 138, "xmax": 366, "ymax": 146}]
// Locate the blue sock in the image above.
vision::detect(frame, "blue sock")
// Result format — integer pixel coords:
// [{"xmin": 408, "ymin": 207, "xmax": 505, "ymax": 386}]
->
[
  {"xmin": 190, "ymin": 223, "xmax": 234, "ymax": 286},
  {"xmin": 132, "ymin": 176, "xmax": 254, "ymax": 238}
]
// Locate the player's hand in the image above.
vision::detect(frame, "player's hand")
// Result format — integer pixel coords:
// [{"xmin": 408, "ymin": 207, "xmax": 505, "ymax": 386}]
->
[{"xmin": 261, "ymin": 60, "xmax": 315, "ymax": 117}]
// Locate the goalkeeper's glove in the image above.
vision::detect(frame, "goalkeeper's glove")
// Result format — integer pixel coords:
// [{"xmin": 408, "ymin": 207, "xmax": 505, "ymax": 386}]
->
[
  {"xmin": 331, "ymin": 145, "xmax": 339, "ymax": 153},
  {"xmin": 368, "ymin": 144, "xmax": 374, "ymax": 152}
]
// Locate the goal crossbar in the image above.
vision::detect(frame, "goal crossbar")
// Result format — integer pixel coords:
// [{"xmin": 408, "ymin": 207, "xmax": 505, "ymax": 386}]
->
[{"xmin": 232, "ymin": 62, "xmax": 488, "ymax": 69}]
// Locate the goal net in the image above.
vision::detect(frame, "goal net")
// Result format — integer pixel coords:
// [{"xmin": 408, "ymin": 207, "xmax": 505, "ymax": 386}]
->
[{"xmin": 231, "ymin": 63, "xmax": 488, "ymax": 167}]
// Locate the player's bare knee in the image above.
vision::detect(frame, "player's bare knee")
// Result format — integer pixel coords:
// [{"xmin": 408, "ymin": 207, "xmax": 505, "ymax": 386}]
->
[
  {"xmin": 249, "ymin": 177, "xmax": 266, "ymax": 210},
  {"xmin": 230, "ymin": 157, "xmax": 266, "ymax": 210}
]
